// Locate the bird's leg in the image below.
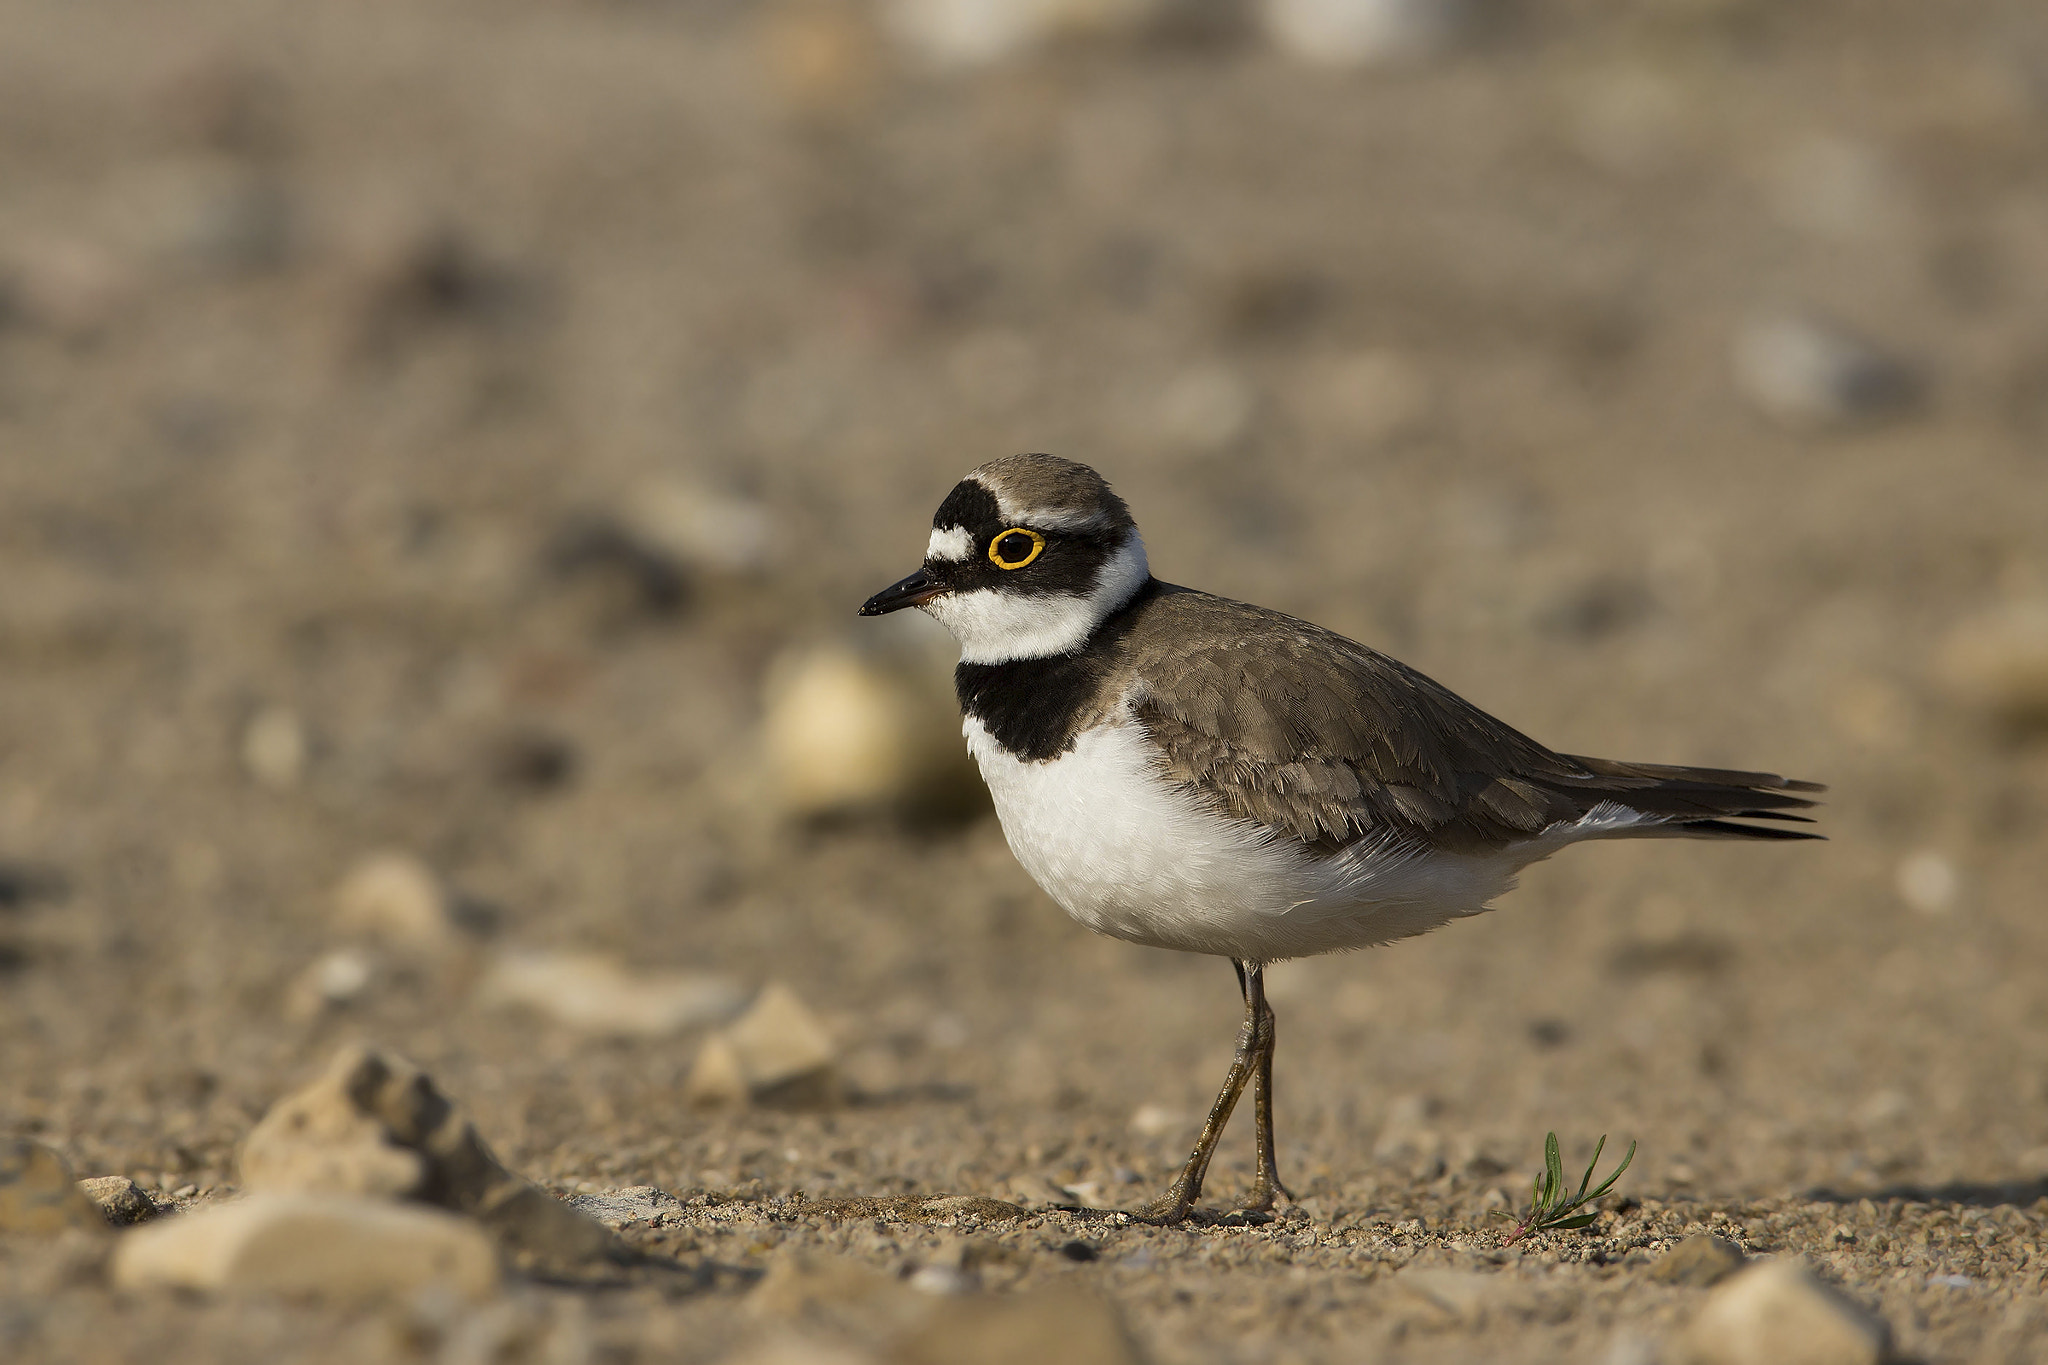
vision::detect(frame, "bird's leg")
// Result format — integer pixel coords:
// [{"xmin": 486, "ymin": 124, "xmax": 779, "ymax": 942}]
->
[
  {"xmin": 1241, "ymin": 961, "xmax": 1294, "ymax": 1213},
  {"xmin": 1130, "ymin": 959, "xmax": 1261, "ymax": 1225}
]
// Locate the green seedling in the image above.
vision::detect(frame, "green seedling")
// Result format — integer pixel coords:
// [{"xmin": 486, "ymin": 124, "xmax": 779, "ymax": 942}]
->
[{"xmin": 1496, "ymin": 1131, "xmax": 1635, "ymax": 1244}]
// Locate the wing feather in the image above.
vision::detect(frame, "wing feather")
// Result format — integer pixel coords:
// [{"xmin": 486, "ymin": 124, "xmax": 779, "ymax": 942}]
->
[{"xmin": 1119, "ymin": 589, "xmax": 1820, "ymax": 853}]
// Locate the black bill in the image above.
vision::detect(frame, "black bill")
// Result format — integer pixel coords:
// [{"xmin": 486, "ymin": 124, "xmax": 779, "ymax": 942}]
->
[{"xmin": 859, "ymin": 568, "xmax": 947, "ymax": 616}]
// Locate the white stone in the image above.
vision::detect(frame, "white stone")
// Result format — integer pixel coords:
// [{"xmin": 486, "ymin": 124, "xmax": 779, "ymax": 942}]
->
[
  {"xmin": 687, "ymin": 983, "xmax": 838, "ymax": 1107},
  {"xmin": 477, "ymin": 948, "xmax": 746, "ymax": 1037},
  {"xmin": 621, "ymin": 479, "xmax": 772, "ymax": 574},
  {"xmin": 111, "ymin": 1194, "xmax": 500, "ymax": 1302},
  {"xmin": 286, "ymin": 948, "xmax": 379, "ymax": 1020},
  {"xmin": 1260, "ymin": 0, "xmax": 1467, "ymax": 68},
  {"xmin": 761, "ymin": 642, "xmax": 974, "ymax": 820},
  {"xmin": 1678, "ymin": 1259, "xmax": 1889, "ymax": 1365},
  {"xmin": 883, "ymin": 0, "xmax": 1160, "ymax": 70},
  {"xmin": 1730, "ymin": 313, "xmax": 1914, "ymax": 428},
  {"xmin": 1128, "ymin": 1104, "xmax": 1184, "ymax": 1137},
  {"xmin": 1894, "ymin": 851, "xmax": 1959, "ymax": 916},
  {"xmin": 241, "ymin": 705, "xmax": 306, "ymax": 789},
  {"xmin": 333, "ymin": 851, "xmax": 461, "ymax": 954}
]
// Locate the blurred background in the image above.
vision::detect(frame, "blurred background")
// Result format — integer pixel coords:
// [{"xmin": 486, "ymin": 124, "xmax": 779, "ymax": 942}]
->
[{"xmin": 4, "ymin": 0, "xmax": 2048, "ymax": 1359}]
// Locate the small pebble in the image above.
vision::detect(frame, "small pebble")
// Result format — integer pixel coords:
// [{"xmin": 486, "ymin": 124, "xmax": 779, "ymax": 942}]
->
[
  {"xmin": 1260, "ymin": 0, "xmax": 1468, "ymax": 68},
  {"xmin": 686, "ymin": 982, "xmax": 839, "ymax": 1109},
  {"xmin": 111, "ymin": 1194, "xmax": 501, "ymax": 1303},
  {"xmin": 1731, "ymin": 313, "xmax": 1917, "ymax": 429},
  {"xmin": 240, "ymin": 704, "xmax": 306, "ymax": 789},
  {"xmin": 477, "ymin": 948, "xmax": 746, "ymax": 1038}
]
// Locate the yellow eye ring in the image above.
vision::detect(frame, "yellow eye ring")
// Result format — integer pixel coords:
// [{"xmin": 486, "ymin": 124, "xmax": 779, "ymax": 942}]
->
[{"xmin": 988, "ymin": 527, "xmax": 1046, "ymax": 570}]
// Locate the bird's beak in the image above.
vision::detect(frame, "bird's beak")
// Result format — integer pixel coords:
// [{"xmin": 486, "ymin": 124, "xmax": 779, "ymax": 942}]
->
[{"xmin": 858, "ymin": 567, "xmax": 947, "ymax": 616}]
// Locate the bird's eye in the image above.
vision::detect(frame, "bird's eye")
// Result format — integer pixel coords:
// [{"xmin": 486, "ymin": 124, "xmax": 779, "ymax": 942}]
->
[{"xmin": 988, "ymin": 528, "xmax": 1046, "ymax": 570}]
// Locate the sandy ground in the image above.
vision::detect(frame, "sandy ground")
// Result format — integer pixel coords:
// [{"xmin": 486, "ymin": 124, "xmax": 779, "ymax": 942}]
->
[{"xmin": 3, "ymin": 0, "xmax": 2048, "ymax": 1360}]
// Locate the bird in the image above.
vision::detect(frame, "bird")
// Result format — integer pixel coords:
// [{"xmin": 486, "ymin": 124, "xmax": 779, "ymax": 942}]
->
[{"xmin": 859, "ymin": 453, "xmax": 1820, "ymax": 1225}]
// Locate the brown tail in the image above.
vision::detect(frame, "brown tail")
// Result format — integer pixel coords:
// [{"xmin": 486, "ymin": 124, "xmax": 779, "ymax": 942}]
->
[{"xmin": 1552, "ymin": 756, "xmax": 1825, "ymax": 841}]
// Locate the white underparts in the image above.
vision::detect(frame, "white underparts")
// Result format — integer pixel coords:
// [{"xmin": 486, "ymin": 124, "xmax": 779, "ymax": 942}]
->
[
  {"xmin": 964, "ymin": 713, "xmax": 1666, "ymax": 961},
  {"xmin": 923, "ymin": 533, "xmax": 1150, "ymax": 665},
  {"xmin": 926, "ymin": 525, "xmax": 973, "ymax": 562}
]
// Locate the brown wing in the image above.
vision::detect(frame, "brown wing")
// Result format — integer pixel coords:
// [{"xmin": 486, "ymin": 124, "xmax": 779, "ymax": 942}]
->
[{"xmin": 1123, "ymin": 590, "xmax": 1819, "ymax": 854}]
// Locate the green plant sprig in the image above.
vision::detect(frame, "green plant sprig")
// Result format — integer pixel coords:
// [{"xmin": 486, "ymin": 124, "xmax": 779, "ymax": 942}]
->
[{"xmin": 1495, "ymin": 1131, "xmax": 1636, "ymax": 1244}]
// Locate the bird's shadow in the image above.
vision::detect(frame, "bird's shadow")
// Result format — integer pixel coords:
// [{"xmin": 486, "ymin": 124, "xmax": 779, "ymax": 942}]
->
[{"xmin": 1802, "ymin": 1177, "xmax": 2048, "ymax": 1210}]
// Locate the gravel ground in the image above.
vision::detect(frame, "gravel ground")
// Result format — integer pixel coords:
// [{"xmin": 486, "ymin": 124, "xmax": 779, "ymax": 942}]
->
[{"xmin": 3, "ymin": 1, "xmax": 2048, "ymax": 1361}]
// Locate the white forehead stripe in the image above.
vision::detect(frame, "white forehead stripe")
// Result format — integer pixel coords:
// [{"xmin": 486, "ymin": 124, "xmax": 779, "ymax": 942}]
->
[
  {"xmin": 926, "ymin": 525, "xmax": 974, "ymax": 562},
  {"xmin": 965, "ymin": 472, "xmax": 1114, "ymax": 535},
  {"xmin": 922, "ymin": 533, "xmax": 1150, "ymax": 665}
]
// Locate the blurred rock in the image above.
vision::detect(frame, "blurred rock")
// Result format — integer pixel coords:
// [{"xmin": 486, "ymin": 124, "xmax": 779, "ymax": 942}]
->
[
  {"xmin": 285, "ymin": 948, "xmax": 379, "ymax": 1021},
  {"xmin": 0, "ymin": 861, "xmax": 68, "ymax": 910},
  {"xmin": 686, "ymin": 982, "xmax": 839, "ymax": 1108},
  {"xmin": 1830, "ymin": 676, "xmax": 1915, "ymax": 750},
  {"xmin": 948, "ymin": 329, "xmax": 1040, "ymax": 412},
  {"xmin": 241, "ymin": 703, "xmax": 306, "ymax": 789},
  {"xmin": 347, "ymin": 219, "xmax": 529, "ymax": 355},
  {"xmin": 239, "ymin": 1044, "xmax": 622, "ymax": 1273},
  {"xmin": 477, "ymin": 948, "xmax": 747, "ymax": 1037},
  {"xmin": 746, "ymin": 1254, "xmax": 1131, "ymax": 1365},
  {"xmin": 78, "ymin": 1176, "xmax": 162, "ymax": 1228},
  {"xmin": 751, "ymin": 1251, "xmax": 931, "ymax": 1341},
  {"xmin": 543, "ymin": 514, "xmax": 690, "ymax": 622},
  {"xmin": 0, "ymin": 1139, "xmax": 105, "ymax": 1235},
  {"xmin": 1260, "ymin": 0, "xmax": 1469, "ymax": 68},
  {"xmin": 157, "ymin": 56, "xmax": 292, "ymax": 157},
  {"xmin": 1893, "ymin": 850, "xmax": 1960, "ymax": 916},
  {"xmin": 1392, "ymin": 1268, "xmax": 1532, "ymax": 1328},
  {"xmin": 619, "ymin": 479, "xmax": 773, "ymax": 576},
  {"xmin": 1219, "ymin": 266, "xmax": 1329, "ymax": 339},
  {"xmin": 1155, "ymin": 361, "xmax": 1257, "ymax": 454},
  {"xmin": 172, "ymin": 166, "xmax": 295, "ymax": 273},
  {"xmin": 1731, "ymin": 313, "xmax": 1918, "ymax": 429},
  {"xmin": 239, "ymin": 1050, "xmax": 430, "ymax": 1200},
  {"xmin": 1938, "ymin": 601, "xmax": 2048, "ymax": 732},
  {"xmin": 564, "ymin": 1185, "xmax": 687, "ymax": 1230},
  {"xmin": 1571, "ymin": 67, "xmax": 1689, "ymax": 177},
  {"xmin": 1651, "ymin": 1232, "xmax": 1747, "ymax": 1288},
  {"xmin": 487, "ymin": 728, "xmax": 579, "ymax": 794},
  {"xmin": 18, "ymin": 1227, "xmax": 113, "ymax": 1294},
  {"xmin": 111, "ymin": 1194, "xmax": 500, "ymax": 1303},
  {"xmin": 761, "ymin": 0, "xmax": 884, "ymax": 117},
  {"xmin": 762, "ymin": 641, "xmax": 981, "ymax": 823},
  {"xmin": 725, "ymin": 1339, "xmax": 881, "ymax": 1365},
  {"xmin": 1677, "ymin": 1259, "xmax": 1891, "ymax": 1365},
  {"xmin": 1128, "ymin": 1103, "xmax": 1185, "ymax": 1137},
  {"xmin": 898, "ymin": 1284, "xmax": 1140, "ymax": 1365},
  {"xmin": 883, "ymin": 0, "xmax": 1167, "ymax": 70},
  {"xmin": 1298, "ymin": 348, "xmax": 1431, "ymax": 446},
  {"xmin": 1768, "ymin": 135, "xmax": 1910, "ymax": 243},
  {"xmin": 333, "ymin": 852, "xmax": 466, "ymax": 956},
  {"xmin": 0, "ymin": 239, "xmax": 134, "ymax": 340}
]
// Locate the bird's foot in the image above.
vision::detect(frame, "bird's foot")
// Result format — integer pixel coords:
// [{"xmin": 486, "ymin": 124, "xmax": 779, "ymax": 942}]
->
[
  {"xmin": 1128, "ymin": 1185, "xmax": 1197, "ymax": 1226},
  {"xmin": 1241, "ymin": 1176, "xmax": 1296, "ymax": 1216}
]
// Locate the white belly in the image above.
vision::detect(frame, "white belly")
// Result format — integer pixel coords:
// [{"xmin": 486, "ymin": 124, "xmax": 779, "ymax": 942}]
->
[{"xmin": 962, "ymin": 715, "xmax": 1541, "ymax": 961}]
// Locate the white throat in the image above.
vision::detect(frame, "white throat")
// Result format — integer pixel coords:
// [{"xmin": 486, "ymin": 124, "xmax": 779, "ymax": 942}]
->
[{"xmin": 923, "ymin": 533, "xmax": 1150, "ymax": 665}]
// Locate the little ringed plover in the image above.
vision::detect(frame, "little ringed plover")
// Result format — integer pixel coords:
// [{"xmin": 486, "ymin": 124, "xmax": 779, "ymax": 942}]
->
[{"xmin": 860, "ymin": 453, "xmax": 1820, "ymax": 1225}]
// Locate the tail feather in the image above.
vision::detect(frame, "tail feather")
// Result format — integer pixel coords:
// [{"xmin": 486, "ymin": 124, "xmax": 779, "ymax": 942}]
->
[
  {"xmin": 1669, "ymin": 819, "xmax": 1824, "ymax": 842},
  {"xmin": 1552, "ymin": 755, "xmax": 1824, "ymax": 841}
]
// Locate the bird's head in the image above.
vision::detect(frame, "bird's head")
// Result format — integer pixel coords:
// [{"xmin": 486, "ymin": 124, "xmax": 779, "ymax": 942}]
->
[{"xmin": 859, "ymin": 454, "xmax": 1150, "ymax": 664}]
